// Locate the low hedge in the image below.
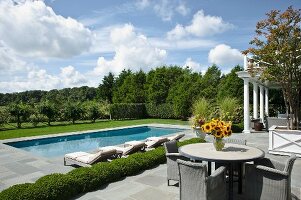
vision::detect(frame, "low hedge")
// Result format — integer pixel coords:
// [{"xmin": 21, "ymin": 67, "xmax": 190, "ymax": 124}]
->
[
  {"xmin": 145, "ymin": 103, "xmax": 177, "ymax": 119},
  {"xmin": 0, "ymin": 138, "xmax": 204, "ymax": 200}
]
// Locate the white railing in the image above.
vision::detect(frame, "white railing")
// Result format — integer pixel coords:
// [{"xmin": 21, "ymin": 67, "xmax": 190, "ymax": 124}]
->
[{"xmin": 269, "ymin": 125, "xmax": 301, "ymax": 157}]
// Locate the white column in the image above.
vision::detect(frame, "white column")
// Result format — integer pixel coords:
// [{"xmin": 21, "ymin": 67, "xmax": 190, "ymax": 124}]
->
[
  {"xmin": 243, "ymin": 78, "xmax": 251, "ymax": 133},
  {"xmin": 244, "ymin": 55, "xmax": 248, "ymax": 70},
  {"xmin": 253, "ymin": 82, "xmax": 258, "ymax": 119},
  {"xmin": 259, "ymin": 85, "xmax": 264, "ymax": 122},
  {"xmin": 265, "ymin": 87, "xmax": 269, "ymax": 116}
]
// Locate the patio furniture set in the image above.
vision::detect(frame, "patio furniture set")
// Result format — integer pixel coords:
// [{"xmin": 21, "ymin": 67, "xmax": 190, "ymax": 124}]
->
[{"xmin": 164, "ymin": 139, "xmax": 297, "ymax": 200}]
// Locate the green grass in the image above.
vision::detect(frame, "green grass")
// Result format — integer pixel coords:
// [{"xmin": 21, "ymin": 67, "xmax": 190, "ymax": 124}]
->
[{"xmin": 0, "ymin": 119, "xmax": 189, "ymax": 140}]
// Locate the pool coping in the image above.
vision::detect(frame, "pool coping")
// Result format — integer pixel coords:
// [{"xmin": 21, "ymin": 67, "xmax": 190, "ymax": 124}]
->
[{"xmin": 0, "ymin": 123, "xmax": 190, "ymax": 144}]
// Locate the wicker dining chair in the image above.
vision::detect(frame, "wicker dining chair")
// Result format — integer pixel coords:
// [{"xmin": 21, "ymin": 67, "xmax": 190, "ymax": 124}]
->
[
  {"xmin": 177, "ymin": 159, "xmax": 227, "ymax": 200},
  {"xmin": 164, "ymin": 140, "xmax": 190, "ymax": 185},
  {"xmin": 245, "ymin": 154, "xmax": 297, "ymax": 200}
]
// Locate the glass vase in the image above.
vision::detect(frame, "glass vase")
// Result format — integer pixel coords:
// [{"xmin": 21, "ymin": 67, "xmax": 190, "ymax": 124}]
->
[
  {"xmin": 213, "ymin": 137, "xmax": 225, "ymax": 151},
  {"xmin": 193, "ymin": 127, "xmax": 206, "ymax": 140}
]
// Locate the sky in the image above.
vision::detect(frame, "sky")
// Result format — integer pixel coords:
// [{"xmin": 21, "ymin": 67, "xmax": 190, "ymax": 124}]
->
[{"xmin": 0, "ymin": 0, "xmax": 300, "ymax": 93}]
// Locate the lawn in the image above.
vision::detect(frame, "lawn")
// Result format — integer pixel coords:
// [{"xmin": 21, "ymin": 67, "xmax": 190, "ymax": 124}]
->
[{"xmin": 0, "ymin": 119, "xmax": 189, "ymax": 140}]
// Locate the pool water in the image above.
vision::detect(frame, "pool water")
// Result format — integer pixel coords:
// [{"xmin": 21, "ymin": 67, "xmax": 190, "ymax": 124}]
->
[{"xmin": 5, "ymin": 126, "xmax": 185, "ymax": 158}]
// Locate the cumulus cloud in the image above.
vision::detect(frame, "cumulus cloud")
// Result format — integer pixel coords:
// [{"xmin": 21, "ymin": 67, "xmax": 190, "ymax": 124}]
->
[
  {"xmin": 208, "ymin": 44, "xmax": 243, "ymax": 70},
  {"xmin": 0, "ymin": 0, "xmax": 93, "ymax": 58},
  {"xmin": 176, "ymin": 1, "xmax": 189, "ymax": 16},
  {"xmin": 183, "ymin": 57, "xmax": 201, "ymax": 71},
  {"xmin": 154, "ymin": 0, "xmax": 174, "ymax": 21},
  {"xmin": 93, "ymin": 24, "xmax": 167, "ymax": 77},
  {"xmin": 0, "ymin": 65, "xmax": 89, "ymax": 93},
  {"xmin": 167, "ymin": 10, "xmax": 234, "ymax": 40}
]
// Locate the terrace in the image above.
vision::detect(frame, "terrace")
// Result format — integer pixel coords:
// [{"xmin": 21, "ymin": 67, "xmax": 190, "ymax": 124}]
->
[{"xmin": 0, "ymin": 124, "xmax": 300, "ymax": 199}]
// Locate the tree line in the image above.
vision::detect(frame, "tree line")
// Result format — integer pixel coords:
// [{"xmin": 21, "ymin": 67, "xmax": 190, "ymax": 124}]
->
[{"xmin": 0, "ymin": 65, "xmax": 246, "ymax": 128}]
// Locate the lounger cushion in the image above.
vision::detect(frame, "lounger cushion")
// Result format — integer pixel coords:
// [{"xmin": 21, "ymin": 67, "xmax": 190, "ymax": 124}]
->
[
  {"xmin": 65, "ymin": 152, "xmax": 89, "ymax": 159},
  {"xmin": 168, "ymin": 133, "xmax": 185, "ymax": 141}
]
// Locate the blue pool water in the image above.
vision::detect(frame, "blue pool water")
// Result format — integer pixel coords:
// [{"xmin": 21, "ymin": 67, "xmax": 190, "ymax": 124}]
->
[{"xmin": 5, "ymin": 126, "xmax": 185, "ymax": 158}]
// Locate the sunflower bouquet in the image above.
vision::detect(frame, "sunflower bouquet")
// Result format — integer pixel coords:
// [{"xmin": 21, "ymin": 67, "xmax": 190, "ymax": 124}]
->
[{"xmin": 201, "ymin": 118, "xmax": 232, "ymax": 151}]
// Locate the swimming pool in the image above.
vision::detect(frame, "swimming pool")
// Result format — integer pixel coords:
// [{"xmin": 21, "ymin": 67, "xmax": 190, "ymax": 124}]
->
[{"xmin": 5, "ymin": 126, "xmax": 185, "ymax": 158}]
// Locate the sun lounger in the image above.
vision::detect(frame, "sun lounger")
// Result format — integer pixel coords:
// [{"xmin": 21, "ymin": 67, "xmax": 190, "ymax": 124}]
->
[
  {"xmin": 145, "ymin": 136, "xmax": 168, "ymax": 148},
  {"xmin": 64, "ymin": 148, "xmax": 117, "ymax": 167},
  {"xmin": 99, "ymin": 140, "xmax": 146, "ymax": 157},
  {"xmin": 167, "ymin": 133, "xmax": 185, "ymax": 141}
]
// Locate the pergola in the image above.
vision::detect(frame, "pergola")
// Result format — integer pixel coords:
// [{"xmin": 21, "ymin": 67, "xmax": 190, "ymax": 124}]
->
[{"xmin": 236, "ymin": 55, "xmax": 281, "ymax": 133}]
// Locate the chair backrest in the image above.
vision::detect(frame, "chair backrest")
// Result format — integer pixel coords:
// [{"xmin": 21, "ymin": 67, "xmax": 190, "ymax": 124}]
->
[
  {"xmin": 177, "ymin": 159, "xmax": 207, "ymax": 200},
  {"xmin": 284, "ymin": 154, "xmax": 297, "ymax": 174},
  {"xmin": 164, "ymin": 140, "xmax": 178, "ymax": 153},
  {"xmin": 90, "ymin": 149, "xmax": 117, "ymax": 164},
  {"xmin": 147, "ymin": 137, "xmax": 168, "ymax": 148},
  {"xmin": 226, "ymin": 138, "xmax": 247, "ymax": 145}
]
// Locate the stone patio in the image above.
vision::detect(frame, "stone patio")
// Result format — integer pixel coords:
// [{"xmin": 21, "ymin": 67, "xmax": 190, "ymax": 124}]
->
[{"xmin": 0, "ymin": 125, "xmax": 300, "ymax": 199}]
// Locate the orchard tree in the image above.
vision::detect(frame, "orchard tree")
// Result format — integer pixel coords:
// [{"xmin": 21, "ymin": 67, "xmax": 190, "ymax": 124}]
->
[
  {"xmin": 244, "ymin": 6, "xmax": 301, "ymax": 129},
  {"xmin": 64, "ymin": 102, "xmax": 83, "ymax": 124},
  {"xmin": 8, "ymin": 103, "xmax": 31, "ymax": 128},
  {"xmin": 83, "ymin": 101, "xmax": 102, "ymax": 123},
  {"xmin": 39, "ymin": 101, "xmax": 57, "ymax": 126}
]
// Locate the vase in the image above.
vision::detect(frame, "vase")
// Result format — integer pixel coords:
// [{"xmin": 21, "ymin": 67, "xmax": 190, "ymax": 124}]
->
[
  {"xmin": 213, "ymin": 137, "xmax": 225, "ymax": 151},
  {"xmin": 193, "ymin": 127, "xmax": 206, "ymax": 140}
]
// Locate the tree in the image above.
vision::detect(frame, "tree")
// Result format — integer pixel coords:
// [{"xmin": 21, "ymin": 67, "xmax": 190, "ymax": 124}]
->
[
  {"xmin": 83, "ymin": 101, "xmax": 102, "ymax": 123},
  {"xmin": 39, "ymin": 101, "xmax": 57, "ymax": 126},
  {"xmin": 98, "ymin": 73, "xmax": 115, "ymax": 103},
  {"xmin": 0, "ymin": 106, "xmax": 9, "ymax": 127},
  {"xmin": 8, "ymin": 103, "xmax": 31, "ymax": 128},
  {"xmin": 63, "ymin": 102, "xmax": 83, "ymax": 124},
  {"xmin": 199, "ymin": 65, "xmax": 222, "ymax": 100},
  {"xmin": 217, "ymin": 65, "xmax": 244, "ymax": 102},
  {"xmin": 244, "ymin": 6, "xmax": 301, "ymax": 129}
]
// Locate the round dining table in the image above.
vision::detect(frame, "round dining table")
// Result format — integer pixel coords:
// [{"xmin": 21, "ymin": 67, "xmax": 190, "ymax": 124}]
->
[{"xmin": 179, "ymin": 143, "xmax": 265, "ymax": 200}]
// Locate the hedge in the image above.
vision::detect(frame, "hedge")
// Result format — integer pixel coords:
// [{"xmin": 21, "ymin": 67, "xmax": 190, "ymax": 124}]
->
[
  {"xmin": 0, "ymin": 138, "xmax": 204, "ymax": 200},
  {"xmin": 109, "ymin": 103, "xmax": 146, "ymax": 119},
  {"xmin": 145, "ymin": 103, "xmax": 177, "ymax": 119}
]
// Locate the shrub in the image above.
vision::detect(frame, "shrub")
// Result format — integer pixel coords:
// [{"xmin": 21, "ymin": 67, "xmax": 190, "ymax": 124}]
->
[
  {"xmin": 109, "ymin": 103, "xmax": 146, "ymax": 119},
  {"xmin": 232, "ymin": 122, "xmax": 244, "ymax": 133},
  {"xmin": 145, "ymin": 103, "xmax": 176, "ymax": 119},
  {"xmin": 192, "ymin": 98, "xmax": 211, "ymax": 120},
  {"xmin": 218, "ymin": 97, "xmax": 239, "ymax": 121},
  {"xmin": 0, "ymin": 138, "xmax": 204, "ymax": 200}
]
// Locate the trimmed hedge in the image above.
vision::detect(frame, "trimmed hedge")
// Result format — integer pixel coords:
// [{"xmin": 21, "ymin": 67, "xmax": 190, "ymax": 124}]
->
[
  {"xmin": 0, "ymin": 138, "xmax": 204, "ymax": 200},
  {"xmin": 145, "ymin": 103, "xmax": 177, "ymax": 119},
  {"xmin": 109, "ymin": 103, "xmax": 146, "ymax": 119}
]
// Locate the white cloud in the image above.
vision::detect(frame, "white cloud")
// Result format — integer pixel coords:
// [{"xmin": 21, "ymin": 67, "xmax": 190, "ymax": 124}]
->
[
  {"xmin": 135, "ymin": 0, "xmax": 150, "ymax": 10},
  {"xmin": 0, "ymin": 0, "xmax": 93, "ymax": 58},
  {"xmin": 93, "ymin": 24, "xmax": 167, "ymax": 77},
  {"xmin": 176, "ymin": 1, "xmax": 189, "ymax": 16},
  {"xmin": 167, "ymin": 10, "xmax": 234, "ymax": 40},
  {"xmin": 183, "ymin": 57, "xmax": 201, "ymax": 71},
  {"xmin": 0, "ymin": 65, "xmax": 89, "ymax": 93},
  {"xmin": 154, "ymin": 0, "xmax": 173, "ymax": 21},
  {"xmin": 208, "ymin": 44, "xmax": 243, "ymax": 70}
]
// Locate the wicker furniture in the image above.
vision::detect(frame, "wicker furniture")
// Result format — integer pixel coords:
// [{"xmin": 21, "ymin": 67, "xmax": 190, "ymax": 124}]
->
[
  {"xmin": 177, "ymin": 159, "xmax": 227, "ymax": 200},
  {"xmin": 164, "ymin": 140, "xmax": 190, "ymax": 185},
  {"xmin": 245, "ymin": 154, "xmax": 297, "ymax": 200},
  {"xmin": 179, "ymin": 143, "xmax": 264, "ymax": 200}
]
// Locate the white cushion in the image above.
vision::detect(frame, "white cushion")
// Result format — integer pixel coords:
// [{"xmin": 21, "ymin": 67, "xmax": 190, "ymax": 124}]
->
[{"xmin": 65, "ymin": 152, "xmax": 89, "ymax": 159}]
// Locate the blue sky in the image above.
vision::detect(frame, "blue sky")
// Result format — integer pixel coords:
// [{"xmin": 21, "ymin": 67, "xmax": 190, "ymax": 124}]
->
[{"xmin": 0, "ymin": 0, "xmax": 299, "ymax": 93}]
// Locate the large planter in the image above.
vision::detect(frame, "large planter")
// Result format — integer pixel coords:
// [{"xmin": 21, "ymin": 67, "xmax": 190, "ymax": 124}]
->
[
  {"xmin": 193, "ymin": 127, "xmax": 206, "ymax": 140},
  {"xmin": 269, "ymin": 125, "xmax": 301, "ymax": 157}
]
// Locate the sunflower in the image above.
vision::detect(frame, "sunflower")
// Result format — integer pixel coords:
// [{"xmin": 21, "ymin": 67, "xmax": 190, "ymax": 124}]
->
[
  {"xmin": 214, "ymin": 130, "xmax": 223, "ymax": 138},
  {"xmin": 202, "ymin": 123, "xmax": 212, "ymax": 133}
]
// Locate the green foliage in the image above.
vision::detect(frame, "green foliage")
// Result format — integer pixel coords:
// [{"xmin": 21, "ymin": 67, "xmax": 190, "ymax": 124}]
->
[
  {"xmin": 82, "ymin": 101, "xmax": 102, "ymax": 122},
  {"xmin": 0, "ymin": 138, "xmax": 204, "ymax": 200},
  {"xmin": 63, "ymin": 102, "xmax": 83, "ymax": 124},
  {"xmin": 0, "ymin": 106, "xmax": 9, "ymax": 127},
  {"xmin": 217, "ymin": 66, "xmax": 243, "ymax": 102},
  {"xmin": 98, "ymin": 72, "xmax": 115, "ymax": 103},
  {"xmin": 218, "ymin": 97, "xmax": 239, "ymax": 121},
  {"xmin": 192, "ymin": 97, "xmax": 211, "ymax": 120},
  {"xmin": 39, "ymin": 101, "xmax": 57, "ymax": 126},
  {"xmin": 8, "ymin": 103, "xmax": 32, "ymax": 128},
  {"xmin": 109, "ymin": 103, "xmax": 146, "ymax": 119},
  {"xmin": 199, "ymin": 65, "xmax": 221, "ymax": 100},
  {"xmin": 145, "ymin": 103, "xmax": 176, "ymax": 119},
  {"xmin": 113, "ymin": 70, "xmax": 146, "ymax": 103}
]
